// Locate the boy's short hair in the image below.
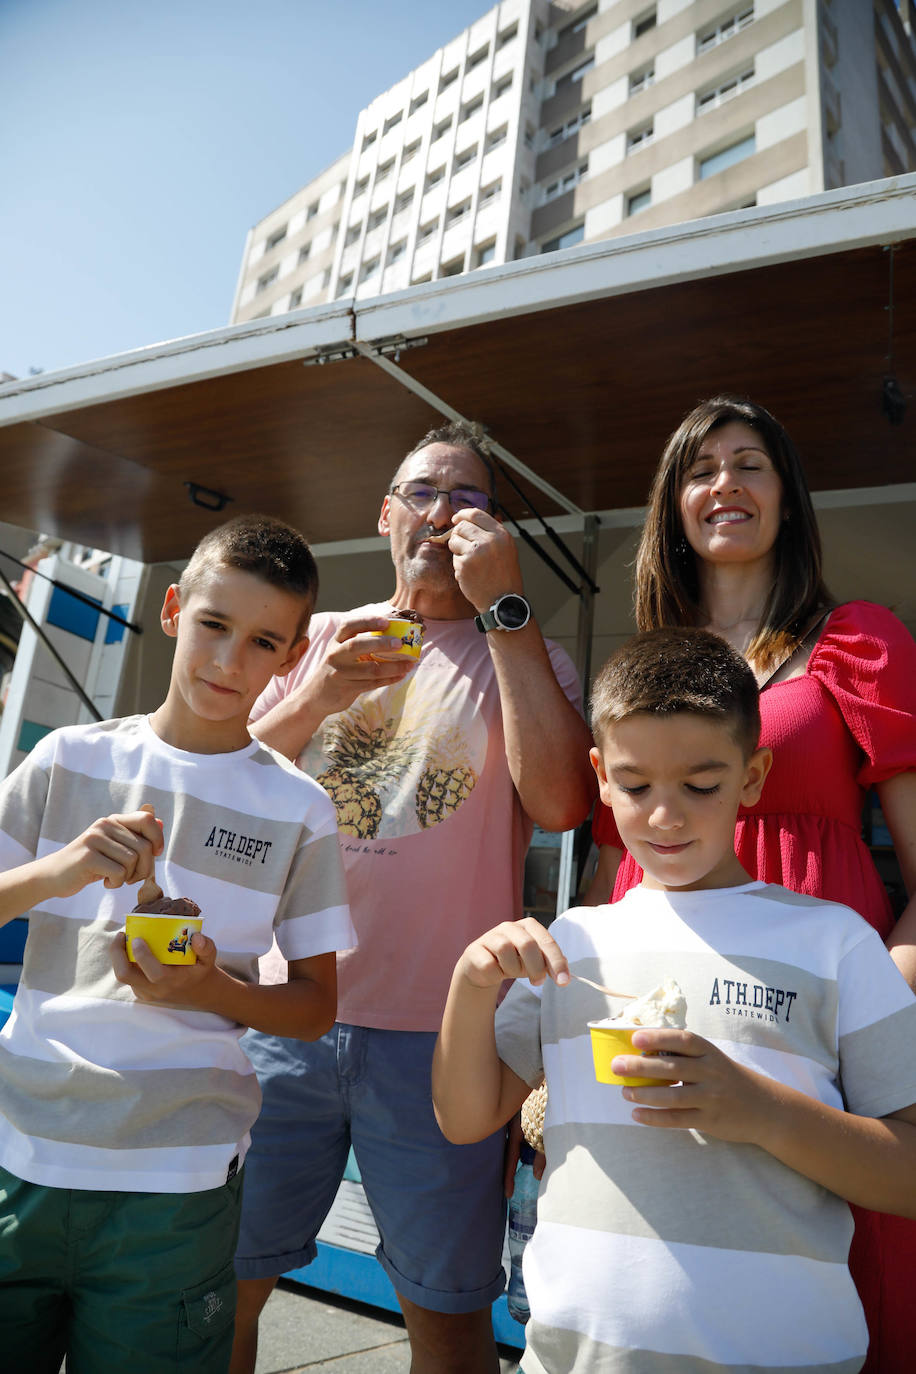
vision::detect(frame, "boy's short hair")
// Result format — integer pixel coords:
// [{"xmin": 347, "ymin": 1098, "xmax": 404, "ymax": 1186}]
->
[
  {"xmin": 590, "ymin": 627, "xmax": 761, "ymax": 757},
  {"xmin": 180, "ymin": 514, "xmax": 318, "ymax": 637}
]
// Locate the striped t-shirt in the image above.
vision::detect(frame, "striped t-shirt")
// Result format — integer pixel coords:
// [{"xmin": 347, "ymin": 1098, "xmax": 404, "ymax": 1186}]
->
[
  {"xmin": 0, "ymin": 715, "xmax": 355, "ymax": 1193},
  {"xmin": 495, "ymin": 881, "xmax": 916, "ymax": 1373}
]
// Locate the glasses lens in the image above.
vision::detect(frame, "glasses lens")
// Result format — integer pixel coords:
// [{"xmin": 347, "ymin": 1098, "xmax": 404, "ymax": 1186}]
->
[
  {"xmin": 398, "ymin": 482, "xmax": 437, "ymax": 507},
  {"xmin": 450, "ymin": 489, "xmax": 490, "ymax": 511}
]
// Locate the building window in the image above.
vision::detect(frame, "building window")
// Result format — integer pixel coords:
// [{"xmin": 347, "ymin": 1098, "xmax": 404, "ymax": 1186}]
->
[
  {"xmin": 555, "ymin": 57, "xmax": 594, "ymax": 93},
  {"xmin": 402, "ymin": 139, "xmax": 421, "ymax": 164},
  {"xmin": 361, "ymin": 130, "xmax": 377, "ymax": 151},
  {"xmin": 497, "ymin": 22, "xmax": 517, "ymax": 48},
  {"xmin": 699, "ymin": 132, "xmax": 756, "ymax": 178},
  {"xmin": 460, "ymin": 94, "xmax": 484, "ymax": 123},
  {"xmin": 388, "ymin": 239, "xmax": 407, "ymax": 264},
  {"xmin": 433, "ymin": 117, "xmax": 452, "ymax": 142},
  {"xmin": 698, "ymin": 7, "xmax": 754, "ymax": 54},
  {"xmin": 337, "ymin": 272, "xmax": 353, "ymax": 296},
  {"xmin": 307, "ymin": 200, "xmax": 319, "ymax": 220},
  {"xmin": 298, "ymin": 243, "xmax": 311, "ymax": 264},
  {"xmin": 425, "ymin": 166, "xmax": 445, "ymax": 190},
  {"xmin": 629, "ymin": 67, "xmax": 654, "ymax": 96},
  {"xmin": 439, "ymin": 67, "xmax": 459, "ymax": 92},
  {"xmin": 493, "ymin": 74, "xmax": 513, "ymax": 100},
  {"xmin": 383, "ymin": 111, "xmax": 403, "ymax": 135},
  {"xmin": 559, "ymin": 4, "xmax": 597, "ymax": 37},
  {"xmin": 256, "ymin": 266, "xmax": 279, "ymax": 292},
  {"xmin": 454, "ymin": 144, "xmax": 477, "ymax": 172},
  {"xmin": 368, "ymin": 205, "xmax": 388, "ymax": 230},
  {"xmin": 353, "ymin": 175, "xmax": 370, "ymax": 198},
  {"xmin": 541, "ymin": 223, "xmax": 585, "ymax": 253},
  {"xmin": 395, "ymin": 187, "xmax": 415, "ymax": 213},
  {"xmin": 627, "ymin": 187, "xmax": 652, "ymax": 216},
  {"xmin": 627, "ymin": 122, "xmax": 654, "ymax": 153},
  {"xmin": 486, "ymin": 126, "xmax": 508, "ymax": 154},
  {"xmin": 445, "ymin": 198, "xmax": 471, "ymax": 226},
  {"xmin": 475, "ymin": 241, "xmax": 497, "ymax": 267},
  {"xmin": 441, "ymin": 257, "xmax": 464, "ymax": 277},
  {"xmin": 321, "ymin": 268, "xmax": 331, "ymax": 288},
  {"xmin": 479, "ymin": 177, "xmax": 502, "ymax": 205},
  {"xmin": 549, "ymin": 106, "xmax": 591, "ymax": 146},
  {"xmin": 266, "ymin": 226, "xmax": 287, "ymax": 251},
  {"xmin": 543, "ymin": 161, "xmax": 588, "ymax": 201},
  {"xmin": 466, "ymin": 44, "xmax": 489, "ymax": 72},
  {"xmin": 345, "ymin": 223, "xmax": 362, "ymax": 246},
  {"xmin": 524, "ymin": 124, "xmax": 535, "ymax": 149},
  {"xmin": 288, "ymin": 287, "xmax": 303, "ymax": 309},
  {"xmin": 360, "ymin": 256, "xmax": 380, "ymax": 283},
  {"xmin": 409, "ymin": 90, "xmax": 429, "ymax": 115},
  {"xmin": 697, "ymin": 67, "xmax": 754, "ymax": 113},
  {"xmin": 633, "ymin": 8, "xmax": 657, "ymax": 39},
  {"xmin": 376, "ymin": 158, "xmax": 395, "ymax": 183},
  {"xmin": 418, "ymin": 218, "xmax": 439, "ymax": 242}
]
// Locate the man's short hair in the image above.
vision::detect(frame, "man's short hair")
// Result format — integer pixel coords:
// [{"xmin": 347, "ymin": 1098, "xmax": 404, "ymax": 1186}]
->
[
  {"xmin": 590, "ymin": 627, "xmax": 761, "ymax": 757},
  {"xmin": 179, "ymin": 514, "xmax": 319, "ymax": 635},
  {"xmin": 394, "ymin": 419, "xmax": 496, "ymax": 501}
]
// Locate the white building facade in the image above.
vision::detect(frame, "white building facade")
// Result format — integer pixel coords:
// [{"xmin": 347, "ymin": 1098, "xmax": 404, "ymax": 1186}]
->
[{"xmin": 232, "ymin": 0, "xmax": 916, "ymax": 323}]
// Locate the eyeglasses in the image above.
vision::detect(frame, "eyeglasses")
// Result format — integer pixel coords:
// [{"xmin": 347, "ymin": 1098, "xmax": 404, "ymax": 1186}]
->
[{"xmin": 390, "ymin": 480, "xmax": 491, "ymax": 512}]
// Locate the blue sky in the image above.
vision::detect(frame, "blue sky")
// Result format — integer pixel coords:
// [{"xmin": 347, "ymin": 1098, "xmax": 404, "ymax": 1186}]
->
[{"xmin": 0, "ymin": 0, "xmax": 489, "ymax": 378}]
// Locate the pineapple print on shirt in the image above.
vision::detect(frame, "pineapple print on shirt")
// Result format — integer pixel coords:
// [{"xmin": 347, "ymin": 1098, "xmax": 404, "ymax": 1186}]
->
[{"xmin": 306, "ymin": 674, "xmax": 485, "ymax": 840}]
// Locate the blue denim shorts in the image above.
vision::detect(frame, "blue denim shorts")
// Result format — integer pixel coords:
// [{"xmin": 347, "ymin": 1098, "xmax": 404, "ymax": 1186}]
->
[{"xmin": 235, "ymin": 1024, "xmax": 507, "ymax": 1314}]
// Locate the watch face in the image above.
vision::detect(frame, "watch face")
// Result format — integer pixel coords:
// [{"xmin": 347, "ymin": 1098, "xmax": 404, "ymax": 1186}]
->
[{"xmin": 495, "ymin": 594, "xmax": 530, "ymax": 630}]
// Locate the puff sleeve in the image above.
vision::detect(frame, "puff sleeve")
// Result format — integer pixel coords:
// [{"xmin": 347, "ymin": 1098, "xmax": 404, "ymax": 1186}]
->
[{"xmin": 808, "ymin": 601, "xmax": 916, "ymax": 788}]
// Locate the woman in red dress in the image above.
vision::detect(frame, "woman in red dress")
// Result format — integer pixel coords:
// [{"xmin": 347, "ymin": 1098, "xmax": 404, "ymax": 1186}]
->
[{"xmin": 589, "ymin": 395, "xmax": 916, "ymax": 1372}]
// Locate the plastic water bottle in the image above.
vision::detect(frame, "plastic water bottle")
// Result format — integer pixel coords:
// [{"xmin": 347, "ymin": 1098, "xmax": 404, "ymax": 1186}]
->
[{"xmin": 506, "ymin": 1142, "xmax": 539, "ymax": 1324}]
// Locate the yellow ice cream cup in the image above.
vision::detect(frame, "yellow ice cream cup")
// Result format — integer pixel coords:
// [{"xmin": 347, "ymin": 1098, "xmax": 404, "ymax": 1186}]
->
[
  {"xmin": 126, "ymin": 914, "xmax": 203, "ymax": 965},
  {"xmin": 367, "ymin": 617, "xmax": 424, "ymax": 659},
  {"xmin": 588, "ymin": 1020, "xmax": 673, "ymax": 1087}
]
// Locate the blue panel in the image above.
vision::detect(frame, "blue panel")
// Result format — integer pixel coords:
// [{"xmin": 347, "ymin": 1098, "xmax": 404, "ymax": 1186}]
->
[
  {"xmin": 105, "ymin": 604, "xmax": 128, "ymax": 645},
  {"xmin": 286, "ymin": 1245, "xmax": 524, "ymax": 1350},
  {"xmin": 17, "ymin": 720, "xmax": 53, "ymax": 754},
  {"xmin": 0, "ymin": 919, "xmax": 27, "ymax": 962},
  {"xmin": 0, "ymin": 987, "xmax": 16, "ymax": 1031},
  {"xmin": 47, "ymin": 586, "xmax": 102, "ymax": 642}
]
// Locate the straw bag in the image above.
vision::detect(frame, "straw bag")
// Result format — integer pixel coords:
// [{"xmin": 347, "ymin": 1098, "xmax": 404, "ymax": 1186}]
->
[{"xmin": 520, "ymin": 1081, "xmax": 547, "ymax": 1154}]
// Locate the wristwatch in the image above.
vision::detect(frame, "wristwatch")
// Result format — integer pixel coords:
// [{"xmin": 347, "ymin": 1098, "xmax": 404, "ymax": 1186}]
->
[{"xmin": 475, "ymin": 593, "xmax": 532, "ymax": 633}]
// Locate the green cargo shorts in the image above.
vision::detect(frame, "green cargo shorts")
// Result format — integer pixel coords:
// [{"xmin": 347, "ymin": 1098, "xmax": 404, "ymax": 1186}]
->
[{"xmin": 0, "ymin": 1164, "xmax": 243, "ymax": 1374}]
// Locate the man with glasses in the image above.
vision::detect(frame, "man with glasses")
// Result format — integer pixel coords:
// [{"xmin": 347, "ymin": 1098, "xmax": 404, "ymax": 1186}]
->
[{"xmin": 231, "ymin": 422, "xmax": 595, "ymax": 1374}]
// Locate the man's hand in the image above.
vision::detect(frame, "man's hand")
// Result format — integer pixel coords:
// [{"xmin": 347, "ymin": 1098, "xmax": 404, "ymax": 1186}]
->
[
  {"xmin": 301, "ymin": 614, "xmax": 416, "ymax": 717},
  {"xmin": 43, "ymin": 809, "xmax": 165, "ymax": 899},
  {"xmin": 458, "ymin": 917, "xmax": 570, "ymax": 993},
  {"xmin": 614, "ymin": 1028, "xmax": 774, "ymax": 1144},
  {"xmin": 110, "ymin": 929, "xmax": 224, "ymax": 1010},
  {"xmin": 446, "ymin": 508, "xmax": 524, "ymax": 613}
]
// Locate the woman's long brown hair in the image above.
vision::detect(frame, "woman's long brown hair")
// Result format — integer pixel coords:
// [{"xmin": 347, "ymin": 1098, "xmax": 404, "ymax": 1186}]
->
[{"xmin": 634, "ymin": 396, "xmax": 834, "ymax": 670}]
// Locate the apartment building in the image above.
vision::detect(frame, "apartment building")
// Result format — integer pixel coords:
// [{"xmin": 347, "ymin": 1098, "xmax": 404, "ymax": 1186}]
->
[{"xmin": 231, "ymin": 0, "xmax": 916, "ymax": 323}]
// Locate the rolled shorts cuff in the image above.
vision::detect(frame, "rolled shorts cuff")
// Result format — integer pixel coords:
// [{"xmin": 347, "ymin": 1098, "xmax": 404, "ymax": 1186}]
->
[
  {"xmin": 234, "ymin": 1237, "xmax": 317, "ymax": 1283},
  {"xmin": 376, "ymin": 1242, "xmax": 506, "ymax": 1315}
]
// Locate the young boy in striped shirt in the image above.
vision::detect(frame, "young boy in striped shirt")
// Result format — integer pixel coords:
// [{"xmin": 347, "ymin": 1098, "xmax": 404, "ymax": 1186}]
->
[
  {"xmin": 434, "ymin": 627, "xmax": 916, "ymax": 1374},
  {"xmin": 0, "ymin": 515, "xmax": 355, "ymax": 1373}
]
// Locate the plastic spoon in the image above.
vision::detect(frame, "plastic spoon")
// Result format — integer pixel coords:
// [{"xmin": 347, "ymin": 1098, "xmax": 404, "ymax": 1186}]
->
[
  {"xmin": 136, "ymin": 802, "xmax": 163, "ymax": 905},
  {"xmin": 571, "ymin": 974, "xmax": 634, "ymax": 999}
]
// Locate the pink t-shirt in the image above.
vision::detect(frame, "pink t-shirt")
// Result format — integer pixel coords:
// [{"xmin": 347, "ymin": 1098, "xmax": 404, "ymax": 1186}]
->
[{"xmin": 252, "ymin": 603, "xmax": 582, "ymax": 1031}]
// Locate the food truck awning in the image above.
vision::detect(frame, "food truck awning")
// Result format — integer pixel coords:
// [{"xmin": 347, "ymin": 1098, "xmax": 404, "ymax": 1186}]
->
[{"xmin": 0, "ymin": 173, "xmax": 913, "ymax": 566}]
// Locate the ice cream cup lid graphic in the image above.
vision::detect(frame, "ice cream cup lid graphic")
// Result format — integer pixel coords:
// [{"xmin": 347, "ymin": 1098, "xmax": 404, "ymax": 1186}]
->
[
  {"xmin": 126, "ymin": 908, "xmax": 203, "ymax": 964},
  {"xmin": 367, "ymin": 608, "xmax": 425, "ymax": 659}
]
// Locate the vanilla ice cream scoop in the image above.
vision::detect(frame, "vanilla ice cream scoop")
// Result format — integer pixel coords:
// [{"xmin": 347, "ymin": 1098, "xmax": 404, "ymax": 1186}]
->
[{"xmin": 614, "ymin": 977, "xmax": 686, "ymax": 1029}]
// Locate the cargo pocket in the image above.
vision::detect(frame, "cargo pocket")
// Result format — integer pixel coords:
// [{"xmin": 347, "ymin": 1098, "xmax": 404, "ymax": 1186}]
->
[{"xmin": 177, "ymin": 1261, "xmax": 236, "ymax": 1366}]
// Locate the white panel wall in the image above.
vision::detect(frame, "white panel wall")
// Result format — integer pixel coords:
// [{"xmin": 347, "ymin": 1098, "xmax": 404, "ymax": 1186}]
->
[
  {"xmin": 756, "ymin": 96, "xmax": 807, "ymax": 150},
  {"xmin": 756, "ymin": 167, "xmax": 811, "ymax": 204},
  {"xmin": 756, "ymin": 29, "xmax": 806, "ymax": 81},
  {"xmin": 652, "ymin": 154, "xmax": 694, "ymax": 202},
  {"xmin": 655, "ymin": 34, "xmax": 694, "ymax": 80},
  {"xmin": 655, "ymin": 92, "xmax": 695, "ymax": 138}
]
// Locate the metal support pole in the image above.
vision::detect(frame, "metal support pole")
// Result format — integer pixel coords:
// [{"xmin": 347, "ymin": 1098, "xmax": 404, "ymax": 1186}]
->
[{"xmin": 556, "ymin": 514, "xmax": 600, "ymax": 916}]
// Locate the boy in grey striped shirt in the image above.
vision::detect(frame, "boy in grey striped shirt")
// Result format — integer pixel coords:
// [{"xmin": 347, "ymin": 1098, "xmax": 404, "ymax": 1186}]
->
[
  {"xmin": 0, "ymin": 515, "xmax": 355, "ymax": 1373},
  {"xmin": 434, "ymin": 628, "xmax": 916, "ymax": 1373}
]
